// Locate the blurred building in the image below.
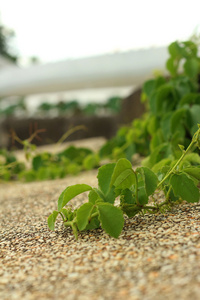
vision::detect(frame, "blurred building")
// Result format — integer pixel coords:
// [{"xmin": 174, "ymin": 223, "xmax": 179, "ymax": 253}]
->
[{"xmin": 0, "ymin": 47, "xmax": 169, "ymax": 149}]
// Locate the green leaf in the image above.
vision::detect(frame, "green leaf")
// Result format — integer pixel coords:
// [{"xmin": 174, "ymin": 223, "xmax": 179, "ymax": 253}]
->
[
  {"xmin": 104, "ymin": 187, "xmax": 116, "ymax": 204},
  {"xmin": 76, "ymin": 202, "xmax": 94, "ymax": 231},
  {"xmin": 189, "ymin": 105, "xmax": 200, "ymax": 129},
  {"xmin": 149, "ymin": 91, "xmax": 158, "ymax": 114},
  {"xmin": 120, "ymin": 188, "xmax": 135, "ymax": 205},
  {"xmin": 91, "ymin": 185, "xmax": 115, "ymax": 204},
  {"xmin": 91, "ymin": 188, "xmax": 106, "ymax": 202},
  {"xmin": 166, "ymin": 57, "xmax": 178, "ymax": 76},
  {"xmin": 183, "ymin": 41, "xmax": 198, "ymax": 56},
  {"xmin": 183, "ymin": 167, "xmax": 200, "ymax": 181},
  {"xmin": 57, "ymin": 184, "xmax": 92, "ymax": 211},
  {"xmin": 168, "ymin": 41, "xmax": 182, "ymax": 58},
  {"xmin": 83, "ymin": 154, "xmax": 99, "ymax": 170},
  {"xmin": 97, "ymin": 163, "xmax": 116, "ymax": 199},
  {"xmin": 145, "ymin": 143, "xmax": 172, "ymax": 168},
  {"xmin": 84, "ymin": 216, "xmax": 100, "ymax": 230},
  {"xmin": 138, "ymin": 186, "xmax": 148, "ymax": 205},
  {"xmin": 32, "ymin": 155, "xmax": 43, "ymax": 171},
  {"xmin": 174, "ymin": 76, "xmax": 193, "ymax": 98},
  {"xmin": 170, "ymin": 173, "xmax": 200, "ymax": 203},
  {"xmin": 151, "ymin": 158, "xmax": 172, "ymax": 173},
  {"xmin": 60, "ymin": 208, "xmax": 75, "ymax": 221},
  {"xmin": 170, "ymin": 108, "xmax": 186, "ymax": 134},
  {"xmin": 125, "ymin": 143, "xmax": 136, "ymax": 161},
  {"xmin": 136, "ymin": 167, "xmax": 158, "ymax": 196},
  {"xmin": 99, "ymin": 137, "xmax": 121, "ymax": 158},
  {"xmin": 58, "ymin": 146, "xmax": 92, "ymax": 165},
  {"xmin": 178, "ymin": 144, "xmax": 185, "ymax": 152},
  {"xmin": 48, "ymin": 211, "xmax": 59, "ymax": 230},
  {"xmin": 113, "ymin": 169, "xmax": 135, "ymax": 190},
  {"xmin": 147, "ymin": 115, "xmax": 159, "ymax": 135},
  {"xmin": 143, "ymin": 77, "xmax": 165, "ymax": 98},
  {"xmin": 161, "ymin": 112, "xmax": 172, "ymax": 140},
  {"xmin": 180, "ymin": 93, "xmax": 200, "ymax": 107},
  {"xmin": 88, "ymin": 189, "xmax": 99, "ymax": 204},
  {"xmin": 97, "ymin": 203, "xmax": 124, "ymax": 238},
  {"xmin": 156, "ymin": 85, "xmax": 177, "ymax": 113},
  {"xmin": 143, "ymin": 79, "xmax": 156, "ymax": 98},
  {"xmin": 183, "ymin": 153, "xmax": 200, "ymax": 165},
  {"xmin": 18, "ymin": 169, "xmax": 36, "ymax": 182},
  {"xmin": 110, "ymin": 158, "xmax": 133, "ymax": 187},
  {"xmin": 184, "ymin": 58, "xmax": 199, "ymax": 78},
  {"xmin": 149, "ymin": 129, "xmax": 163, "ymax": 152}
]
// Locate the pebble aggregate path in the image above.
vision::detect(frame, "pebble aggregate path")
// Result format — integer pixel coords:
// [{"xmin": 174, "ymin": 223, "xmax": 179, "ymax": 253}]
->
[{"xmin": 0, "ymin": 143, "xmax": 200, "ymax": 299}]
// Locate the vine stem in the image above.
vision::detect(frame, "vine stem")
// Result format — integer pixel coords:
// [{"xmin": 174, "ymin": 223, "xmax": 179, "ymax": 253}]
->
[
  {"xmin": 64, "ymin": 220, "xmax": 73, "ymax": 227},
  {"xmin": 90, "ymin": 212, "xmax": 99, "ymax": 219},
  {"xmin": 157, "ymin": 128, "xmax": 199, "ymax": 189},
  {"xmin": 56, "ymin": 125, "xmax": 86, "ymax": 145},
  {"xmin": 59, "ymin": 212, "xmax": 65, "ymax": 222},
  {"xmin": 142, "ymin": 205, "xmax": 158, "ymax": 210}
]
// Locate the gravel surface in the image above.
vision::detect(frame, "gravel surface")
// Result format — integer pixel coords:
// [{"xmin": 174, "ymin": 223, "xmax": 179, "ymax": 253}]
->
[
  {"xmin": 1, "ymin": 168, "xmax": 200, "ymax": 300},
  {"xmin": 1, "ymin": 134, "xmax": 200, "ymax": 300}
]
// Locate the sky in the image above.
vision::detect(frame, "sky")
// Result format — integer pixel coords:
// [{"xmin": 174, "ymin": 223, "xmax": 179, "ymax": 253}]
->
[{"xmin": 0, "ymin": 0, "xmax": 200, "ymax": 65}]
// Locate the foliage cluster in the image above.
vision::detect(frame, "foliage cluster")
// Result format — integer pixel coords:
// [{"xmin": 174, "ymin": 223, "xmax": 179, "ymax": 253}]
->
[
  {"xmin": 38, "ymin": 96, "xmax": 122, "ymax": 116},
  {"xmin": 0, "ymin": 99, "xmax": 26, "ymax": 117},
  {"xmin": 0, "ymin": 142, "xmax": 99, "ymax": 182},
  {"xmin": 0, "ymin": 96, "xmax": 122, "ymax": 117},
  {"xmin": 48, "ymin": 40, "xmax": 200, "ymax": 239},
  {"xmin": 48, "ymin": 126, "xmax": 200, "ymax": 239},
  {"xmin": 100, "ymin": 41, "xmax": 200, "ymax": 165}
]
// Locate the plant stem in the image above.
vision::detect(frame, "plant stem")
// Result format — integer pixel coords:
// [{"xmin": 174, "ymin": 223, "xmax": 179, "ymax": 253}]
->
[
  {"xmin": 57, "ymin": 125, "xmax": 86, "ymax": 145},
  {"xmin": 158, "ymin": 200, "xmax": 171, "ymax": 207},
  {"xmin": 90, "ymin": 212, "xmax": 99, "ymax": 219},
  {"xmin": 157, "ymin": 131, "xmax": 198, "ymax": 188},
  {"xmin": 64, "ymin": 220, "xmax": 73, "ymax": 227},
  {"xmin": 142, "ymin": 205, "xmax": 158, "ymax": 210},
  {"xmin": 72, "ymin": 223, "xmax": 78, "ymax": 240},
  {"xmin": 120, "ymin": 142, "xmax": 130, "ymax": 152},
  {"xmin": 59, "ymin": 212, "xmax": 65, "ymax": 222},
  {"xmin": 165, "ymin": 186, "xmax": 172, "ymax": 202}
]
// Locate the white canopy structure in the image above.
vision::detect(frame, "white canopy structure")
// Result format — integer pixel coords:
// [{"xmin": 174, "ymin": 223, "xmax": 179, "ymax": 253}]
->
[{"xmin": 0, "ymin": 46, "xmax": 169, "ymax": 98}]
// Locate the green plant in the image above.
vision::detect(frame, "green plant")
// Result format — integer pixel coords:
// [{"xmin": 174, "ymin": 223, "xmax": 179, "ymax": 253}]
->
[
  {"xmin": 0, "ymin": 95, "xmax": 123, "ymax": 118},
  {"xmin": 0, "ymin": 148, "xmax": 25, "ymax": 181},
  {"xmin": 104, "ymin": 96, "xmax": 122, "ymax": 113},
  {"xmin": 0, "ymin": 99, "xmax": 26, "ymax": 116},
  {"xmin": 0, "ymin": 126, "xmax": 100, "ymax": 182},
  {"xmin": 19, "ymin": 145, "xmax": 99, "ymax": 182},
  {"xmin": 166, "ymin": 40, "xmax": 200, "ymax": 80},
  {"xmin": 48, "ymin": 126, "xmax": 200, "ymax": 239},
  {"xmin": 100, "ymin": 40, "xmax": 200, "ymax": 163},
  {"xmin": 0, "ymin": 127, "xmax": 43, "ymax": 181}
]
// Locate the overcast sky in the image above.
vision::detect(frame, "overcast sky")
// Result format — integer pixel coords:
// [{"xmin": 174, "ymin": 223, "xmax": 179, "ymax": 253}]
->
[{"xmin": 0, "ymin": 0, "xmax": 200, "ymax": 64}]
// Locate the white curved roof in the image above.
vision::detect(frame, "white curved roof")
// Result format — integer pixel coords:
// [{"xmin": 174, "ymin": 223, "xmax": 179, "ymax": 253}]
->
[{"xmin": 0, "ymin": 46, "xmax": 169, "ymax": 97}]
